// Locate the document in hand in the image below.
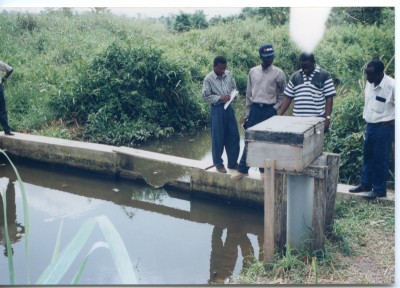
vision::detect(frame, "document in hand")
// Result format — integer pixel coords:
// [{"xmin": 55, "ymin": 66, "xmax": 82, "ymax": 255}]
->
[{"xmin": 224, "ymin": 89, "xmax": 238, "ymax": 110}]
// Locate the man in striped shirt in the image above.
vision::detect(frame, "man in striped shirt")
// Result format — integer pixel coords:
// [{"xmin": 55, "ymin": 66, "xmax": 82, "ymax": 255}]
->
[
  {"xmin": 278, "ymin": 52, "xmax": 336, "ymax": 132},
  {"xmin": 202, "ymin": 56, "xmax": 240, "ymax": 173}
]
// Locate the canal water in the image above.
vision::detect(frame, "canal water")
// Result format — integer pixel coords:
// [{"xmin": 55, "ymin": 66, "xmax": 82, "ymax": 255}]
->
[{"xmin": 0, "ymin": 157, "xmax": 264, "ymax": 285}]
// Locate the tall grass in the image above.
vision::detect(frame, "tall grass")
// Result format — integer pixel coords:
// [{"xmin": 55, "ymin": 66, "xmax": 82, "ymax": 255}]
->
[{"xmin": 0, "ymin": 149, "xmax": 137, "ymax": 284}]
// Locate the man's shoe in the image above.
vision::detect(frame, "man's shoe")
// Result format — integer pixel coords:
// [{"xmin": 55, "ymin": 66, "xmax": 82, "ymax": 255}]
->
[
  {"xmin": 216, "ymin": 166, "xmax": 227, "ymax": 173},
  {"xmin": 4, "ymin": 131, "xmax": 14, "ymax": 136},
  {"xmin": 228, "ymin": 163, "xmax": 239, "ymax": 170},
  {"xmin": 363, "ymin": 191, "xmax": 386, "ymax": 200},
  {"xmin": 349, "ymin": 184, "xmax": 371, "ymax": 193},
  {"xmin": 231, "ymin": 172, "xmax": 248, "ymax": 180}
]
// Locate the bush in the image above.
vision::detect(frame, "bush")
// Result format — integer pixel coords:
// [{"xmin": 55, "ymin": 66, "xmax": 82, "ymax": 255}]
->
[{"xmin": 51, "ymin": 40, "xmax": 208, "ymax": 145}]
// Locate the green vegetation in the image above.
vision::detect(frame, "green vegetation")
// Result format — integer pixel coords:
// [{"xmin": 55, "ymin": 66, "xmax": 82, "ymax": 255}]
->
[
  {"xmin": 0, "ymin": 7, "xmax": 395, "ymax": 185},
  {"xmin": 236, "ymin": 198, "xmax": 395, "ymax": 285}
]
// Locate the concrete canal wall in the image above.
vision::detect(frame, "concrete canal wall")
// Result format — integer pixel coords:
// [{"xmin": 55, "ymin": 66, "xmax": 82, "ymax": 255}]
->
[
  {"xmin": 0, "ymin": 133, "xmax": 266, "ymax": 206},
  {"xmin": 0, "ymin": 133, "xmax": 394, "ymax": 206}
]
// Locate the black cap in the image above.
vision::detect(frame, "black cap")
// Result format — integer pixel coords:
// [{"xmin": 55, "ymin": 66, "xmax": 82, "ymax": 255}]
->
[{"xmin": 259, "ymin": 44, "xmax": 275, "ymax": 58}]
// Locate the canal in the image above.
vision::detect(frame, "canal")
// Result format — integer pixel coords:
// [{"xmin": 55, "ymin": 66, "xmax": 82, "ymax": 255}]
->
[{"xmin": 0, "ymin": 155, "xmax": 264, "ymax": 285}]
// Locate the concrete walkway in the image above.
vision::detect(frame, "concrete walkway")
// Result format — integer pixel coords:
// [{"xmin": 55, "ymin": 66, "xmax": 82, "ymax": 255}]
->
[{"xmin": 0, "ymin": 132, "xmax": 394, "ymax": 204}]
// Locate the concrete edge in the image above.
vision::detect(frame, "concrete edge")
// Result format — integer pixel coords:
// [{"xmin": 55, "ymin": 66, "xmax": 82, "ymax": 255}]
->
[{"xmin": 0, "ymin": 133, "xmax": 395, "ymax": 205}]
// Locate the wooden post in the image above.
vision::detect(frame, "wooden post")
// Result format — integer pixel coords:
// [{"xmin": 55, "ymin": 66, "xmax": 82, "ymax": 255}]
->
[
  {"xmin": 274, "ymin": 172, "xmax": 286, "ymax": 251},
  {"xmin": 325, "ymin": 153, "xmax": 340, "ymax": 235},
  {"xmin": 311, "ymin": 166, "xmax": 328, "ymax": 252},
  {"xmin": 264, "ymin": 159, "xmax": 276, "ymax": 264}
]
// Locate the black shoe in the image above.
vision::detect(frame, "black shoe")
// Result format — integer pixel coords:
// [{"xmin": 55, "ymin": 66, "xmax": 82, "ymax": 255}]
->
[
  {"xmin": 349, "ymin": 184, "xmax": 371, "ymax": 193},
  {"xmin": 363, "ymin": 191, "xmax": 386, "ymax": 200},
  {"xmin": 4, "ymin": 131, "xmax": 14, "ymax": 136},
  {"xmin": 216, "ymin": 166, "xmax": 227, "ymax": 173}
]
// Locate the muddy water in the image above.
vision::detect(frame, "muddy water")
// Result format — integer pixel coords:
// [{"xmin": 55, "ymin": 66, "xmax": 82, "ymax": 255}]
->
[
  {"xmin": 0, "ymin": 160, "xmax": 263, "ymax": 285},
  {"xmin": 138, "ymin": 126, "xmax": 246, "ymax": 166}
]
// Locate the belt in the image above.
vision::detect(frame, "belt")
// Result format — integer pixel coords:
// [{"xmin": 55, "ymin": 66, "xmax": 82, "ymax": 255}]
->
[
  {"xmin": 368, "ymin": 120, "xmax": 395, "ymax": 127},
  {"xmin": 211, "ymin": 101, "xmax": 224, "ymax": 106},
  {"xmin": 252, "ymin": 103, "xmax": 275, "ymax": 108}
]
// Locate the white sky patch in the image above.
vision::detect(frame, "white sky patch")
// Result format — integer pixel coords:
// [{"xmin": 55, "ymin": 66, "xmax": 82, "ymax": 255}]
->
[
  {"xmin": 290, "ymin": 7, "xmax": 332, "ymax": 54},
  {"xmin": 1, "ymin": 0, "xmax": 398, "ymax": 9}
]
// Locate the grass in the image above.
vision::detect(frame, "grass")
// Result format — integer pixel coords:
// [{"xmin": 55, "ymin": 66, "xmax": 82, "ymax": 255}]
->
[{"xmin": 234, "ymin": 198, "xmax": 395, "ymax": 285}]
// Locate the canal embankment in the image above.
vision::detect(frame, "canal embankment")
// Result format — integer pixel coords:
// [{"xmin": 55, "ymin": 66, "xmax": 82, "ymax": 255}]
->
[{"xmin": 0, "ymin": 133, "xmax": 394, "ymax": 205}]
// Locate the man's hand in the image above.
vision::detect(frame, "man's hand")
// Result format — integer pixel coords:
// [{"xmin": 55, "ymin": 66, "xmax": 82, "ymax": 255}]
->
[
  {"xmin": 220, "ymin": 95, "xmax": 231, "ymax": 102},
  {"xmin": 324, "ymin": 118, "xmax": 330, "ymax": 133}
]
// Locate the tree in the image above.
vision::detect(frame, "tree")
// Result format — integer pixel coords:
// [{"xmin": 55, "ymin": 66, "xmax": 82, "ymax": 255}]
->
[
  {"xmin": 191, "ymin": 10, "xmax": 208, "ymax": 29},
  {"xmin": 328, "ymin": 7, "xmax": 384, "ymax": 26},
  {"xmin": 173, "ymin": 11, "xmax": 192, "ymax": 32},
  {"xmin": 92, "ymin": 7, "xmax": 111, "ymax": 14},
  {"xmin": 239, "ymin": 7, "xmax": 258, "ymax": 19},
  {"xmin": 258, "ymin": 7, "xmax": 289, "ymax": 26}
]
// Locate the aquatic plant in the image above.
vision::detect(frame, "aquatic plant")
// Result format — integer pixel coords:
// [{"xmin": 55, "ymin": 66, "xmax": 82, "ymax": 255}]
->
[
  {"xmin": 0, "ymin": 148, "xmax": 30, "ymax": 285},
  {"xmin": 0, "ymin": 149, "xmax": 137, "ymax": 285}
]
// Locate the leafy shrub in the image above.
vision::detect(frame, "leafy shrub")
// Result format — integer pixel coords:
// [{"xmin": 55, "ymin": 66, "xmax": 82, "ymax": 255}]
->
[
  {"xmin": 52, "ymin": 40, "xmax": 208, "ymax": 145},
  {"xmin": 17, "ymin": 13, "xmax": 39, "ymax": 32}
]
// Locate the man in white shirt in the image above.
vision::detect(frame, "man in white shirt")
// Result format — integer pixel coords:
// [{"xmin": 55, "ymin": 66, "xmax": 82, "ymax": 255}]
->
[
  {"xmin": 0, "ymin": 60, "xmax": 14, "ymax": 135},
  {"xmin": 349, "ymin": 59, "xmax": 395, "ymax": 200}
]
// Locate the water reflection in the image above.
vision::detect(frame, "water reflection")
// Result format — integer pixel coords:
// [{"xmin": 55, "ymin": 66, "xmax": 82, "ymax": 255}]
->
[
  {"xmin": 0, "ymin": 160, "xmax": 263, "ymax": 284},
  {"xmin": 0, "ymin": 178, "xmax": 25, "ymax": 257},
  {"xmin": 209, "ymin": 227, "xmax": 253, "ymax": 283}
]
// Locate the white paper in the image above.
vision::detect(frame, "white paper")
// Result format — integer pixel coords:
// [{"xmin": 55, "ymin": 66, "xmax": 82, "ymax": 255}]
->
[{"xmin": 224, "ymin": 89, "xmax": 238, "ymax": 110}]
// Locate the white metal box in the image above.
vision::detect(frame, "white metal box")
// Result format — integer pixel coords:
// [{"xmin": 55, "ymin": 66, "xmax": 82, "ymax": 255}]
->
[{"xmin": 246, "ymin": 116, "xmax": 325, "ymax": 172}]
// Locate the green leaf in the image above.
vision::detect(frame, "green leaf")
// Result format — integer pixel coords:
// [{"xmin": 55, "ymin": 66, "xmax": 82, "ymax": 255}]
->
[
  {"xmin": 0, "ymin": 179, "xmax": 15, "ymax": 285},
  {"xmin": 36, "ymin": 215, "xmax": 137, "ymax": 285},
  {"xmin": 50, "ymin": 219, "xmax": 64, "ymax": 265},
  {"xmin": 95, "ymin": 215, "xmax": 138, "ymax": 284},
  {"xmin": 0, "ymin": 149, "xmax": 30, "ymax": 283},
  {"xmin": 36, "ymin": 217, "xmax": 97, "ymax": 284},
  {"xmin": 71, "ymin": 241, "xmax": 109, "ymax": 284}
]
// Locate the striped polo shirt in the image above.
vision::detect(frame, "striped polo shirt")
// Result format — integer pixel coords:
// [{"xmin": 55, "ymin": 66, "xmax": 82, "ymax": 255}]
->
[{"xmin": 284, "ymin": 65, "xmax": 336, "ymax": 117}]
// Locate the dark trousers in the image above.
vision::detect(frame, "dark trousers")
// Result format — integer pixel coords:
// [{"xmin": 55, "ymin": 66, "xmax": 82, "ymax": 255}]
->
[
  {"xmin": 360, "ymin": 122, "xmax": 394, "ymax": 195},
  {"xmin": 238, "ymin": 103, "xmax": 277, "ymax": 174},
  {"xmin": 210, "ymin": 104, "xmax": 240, "ymax": 169},
  {"xmin": 0, "ymin": 85, "xmax": 11, "ymax": 133}
]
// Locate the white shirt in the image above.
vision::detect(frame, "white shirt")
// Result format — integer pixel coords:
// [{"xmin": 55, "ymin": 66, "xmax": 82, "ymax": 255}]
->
[{"xmin": 363, "ymin": 74, "xmax": 395, "ymax": 123}]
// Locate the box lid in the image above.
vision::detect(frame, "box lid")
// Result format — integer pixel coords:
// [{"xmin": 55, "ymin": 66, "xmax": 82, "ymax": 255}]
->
[{"xmin": 245, "ymin": 116, "xmax": 324, "ymax": 146}]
